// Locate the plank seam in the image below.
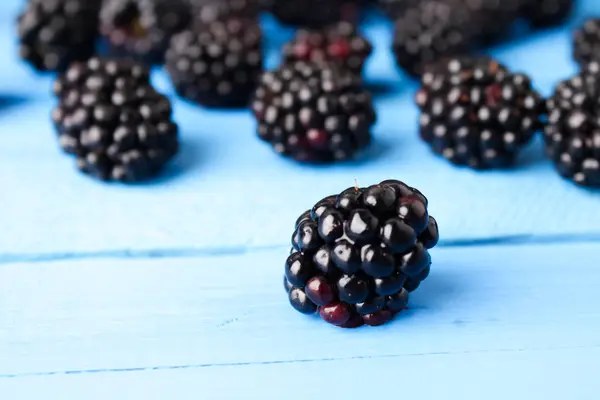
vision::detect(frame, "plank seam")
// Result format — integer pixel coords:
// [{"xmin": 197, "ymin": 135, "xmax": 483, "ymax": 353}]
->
[
  {"xmin": 2, "ymin": 343, "xmax": 600, "ymax": 379},
  {"xmin": 2, "ymin": 232, "xmax": 600, "ymax": 265}
]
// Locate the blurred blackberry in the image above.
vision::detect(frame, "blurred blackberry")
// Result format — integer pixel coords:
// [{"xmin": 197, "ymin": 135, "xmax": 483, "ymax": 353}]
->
[
  {"xmin": 544, "ymin": 62, "xmax": 600, "ymax": 187},
  {"xmin": 51, "ymin": 58, "xmax": 179, "ymax": 182},
  {"xmin": 269, "ymin": 0, "xmax": 358, "ymax": 28},
  {"xmin": 284, "ymin": 179, "xmax": 439, "ymax": 328},
  {"xmin": 377, "ymin": 0, "xmax": 411, "ymax": 18},
  {"xmin": 100, "ymin": 0, "xmax": 191, "ymax": 65},
  {"xmin": 392, "ymin": 0, "xmax": 479, "ymax": 77},
  {"xmin": 190, "ymin": 0, "xmax": 262, "ymax": 23},
  {"xmin": 166, "ymin": 18, "xmax": 263, "ymax": 108},
  {"xmin": 462, "ymin": 0, "xmax": 521, "ymax": 45},
  {"xmin": 17, "ymin": 0, "xmax": 101, "ymax": 72},
  {"xmin": 574, "ymin": 19, "xmax": 600, "ymax": 68},
  {"xmin": 416, "ymin": 56, "xmax": 544, "ymax": 169},
  {"xmin": 521, "ymin": 0, "xmax": 574, "ymax": 28},
  {"xmin": 282, "ymin": 22, "xmax": 372, "ymax": 77},
  {"xmin": 252, "ymin": 61, "xmax": 376, "ymax": 163}
]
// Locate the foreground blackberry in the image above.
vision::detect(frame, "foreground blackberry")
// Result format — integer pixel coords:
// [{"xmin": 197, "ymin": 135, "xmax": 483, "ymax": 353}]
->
[
  {"xmin": 520, "ymin": 0, "xmax": 574, "ymax": 28},
  {"xmin": 392, "ymin": 0, "xmax": 479, "ymax": 77},
  {"xmin": 416, "ymin": 56, "xmax": 544, "ymax": 169},
  {"xmin": 544, "ymin": 62, "xmax": 600, "ymax": 187},
  {"xmin": 100, "ymin": 0, "xmax": 190, "ymax": 64},
  {"xmin": 269, "ymin": 0, "xmax": 357, "ymax": 27},
  {"xmin": 252, "ymin": 61, "xmax": 376, "ymax": 162},
  {"xmin": 285, "ymin": 180, "xmax": 439, "ymax": 328},
  {"xmin": 52, "ymin": 58, "xmax": 179, "ymax": 182},
  {"xmin": 574, "ymin": 19, "xmax": 600, "ymax": 68},
  {"xmin": 17, "ymin": 0, "xmax": 101, "ymax": 72},
  {"xmin": 282, "ymin": 22, "xmax": 372, "ymax": 77},
  {"xmin": 166, "ymin": 18, "xmax": 263, "ymax": 108}
]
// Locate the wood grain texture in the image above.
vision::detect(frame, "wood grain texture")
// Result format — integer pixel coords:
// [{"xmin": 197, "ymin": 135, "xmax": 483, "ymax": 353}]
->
[{"xmin": 1, "ymin": 242, "xmax": 600, "ymax": 398}]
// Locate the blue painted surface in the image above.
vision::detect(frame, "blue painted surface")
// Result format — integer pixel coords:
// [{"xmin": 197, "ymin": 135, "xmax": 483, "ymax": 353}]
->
[{"xmin": 1, "ymin": 0, "xmax": 600, "ymax": 398}]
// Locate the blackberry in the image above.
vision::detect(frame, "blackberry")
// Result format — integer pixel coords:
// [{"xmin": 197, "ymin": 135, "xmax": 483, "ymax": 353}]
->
[
  {"xmin": 252, "ymin": 61, "xmax": 376, "ymax": 163},
  {"xmin": 520, "ymin": 0, "xmax": 574, "ymax": 28},
  {"xmin": 190, "ymin": 0, "xmax": 262, "ymax": 23},
  {"xmin": 99, "ymin": 0, "xmax": 191, "ymax": 65},
  {"xmin": 574, "ymin": 19, "xmax": 600, "ymax": 68},
  {"xmin": 416, "ymin": 56, "xmax": 544, "ymax": 169},
  {"xmin": 377, "ymin": 0, "xmax": 411, "ymax": 18},
  {"xmin": 51, "ymin": 58, "xmax": 179, "ymax": 182},
  {"xmin": 281, "ymin": 22, "xmax": 372, "ymax": 77},
  {"xmin": 392, "ymin": 0, "xmax": 479, "ymax": 77},
  {"xmin": 462, "ymin": 0, "xmax": 521, "ymax": 45},
  {"xmin": 544, "ymin": 62, "xmax": 600, "ymax": 187},
  {"xmin": 269, "ymin": 0, "xmax": 357, "ymax": 28},
  {"xmin": 284, "ymin": 180, "xmax": 439, "ymax": 328},
  {"xmin": 17, "ymin": 0, "xmax": 101, "ymax": 72},
  {"xmin": 165, "ymin": 18, "xmax": 263, "ymax": 108}
]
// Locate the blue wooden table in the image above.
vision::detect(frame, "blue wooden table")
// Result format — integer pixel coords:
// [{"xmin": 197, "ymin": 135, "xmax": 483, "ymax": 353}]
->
[{"xmin": 1, "ymin": 1, "xmax": 600, "ymax": 398}]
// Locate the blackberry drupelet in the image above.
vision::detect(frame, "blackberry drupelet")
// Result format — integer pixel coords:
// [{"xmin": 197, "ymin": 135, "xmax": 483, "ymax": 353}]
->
[
  {"xmin": 416, "ymin": 56, "xmax": 544, "ymax": 169},
  {"xmin": 100, "ymin": 0, "xmax": 190, "ymax": 65},
  {"xmin": 252, "ymin": 61, "xmax": 376, "ymax": 163},
  {"xmin": 281, "ymin": 22, "xmax": 372, "ymax": 77},
  {"xmin": 17, "ymin": 0, "xmax": 101, "ymax": 72},
  {"xmin": 284, "ymin": 180, "xmax": 439, "ymax": 328},
  {"xmin": 574, "ymin": 19, "xmax": 600, "ymax": 68},
  {"xmin": 52, "ymin": 58, "xmax": 179, "ymax": 182},
  {"xmin": 520, "ymin": 0, "xmax": 574, "ymax": 28},
  {"xmin": 544, "ymin": 62, "xmax": 600, "ymax": 187},
  {"xmin": 269, "ymin": 0, "xmax": 356, "ymax": 28},
  {"xmin": 166, "ymin": 18, "xmax": 263, "ymax": 108},
  {"xmin": 392, "ymin": 0, "xmax": 479, "ymax": 77}
]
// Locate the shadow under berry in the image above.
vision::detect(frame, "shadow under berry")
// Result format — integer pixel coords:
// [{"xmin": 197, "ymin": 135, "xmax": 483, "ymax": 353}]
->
[
  {"xmin": 0, "ymin": 94, "xmax": 29, "ymax": 116},
  {"xmin": 128, "ymin": 135, "xmax": 206, "ymax": 186}
]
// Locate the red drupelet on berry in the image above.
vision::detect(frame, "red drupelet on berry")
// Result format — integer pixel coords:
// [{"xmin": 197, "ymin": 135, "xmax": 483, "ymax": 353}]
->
[
  {"xmin": 282, "ymin": 22, "xmax": 372, "ymax": 77},
  {"xmin": 285, "ymin": 180, "xmax": 439, "ymax": 328}
]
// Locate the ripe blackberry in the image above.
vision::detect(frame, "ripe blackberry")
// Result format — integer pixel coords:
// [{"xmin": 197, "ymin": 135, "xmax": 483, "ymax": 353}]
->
[
  {"xmin": 544, "ymin": 62, "xmax": 600, "ymax": 187},
  {"xmin": 17, "ymin": 0, "xmax": 101, "ymax": 72},
  {"xmin": 520, "ymin": 0, "xmax": 574, "ymax": 28},
  {"xmin": 166, "ymin": 18, "xmax": 262, "ymax": 108},
  {"xmin": 51, "ymin": 58, "xmax": 179, "ymax": 182},
  {"xmin": 281, "ymin": 22, "xmax": 372, "ymax": 77},
  {"xmin": 574, "ymin": 19, "xmax": 600, "ymax": 68},
  {"xmin": 392, "ymin": 0, "xmax": 479, "ymax": 77},
  {"xmin": 252, "ymin": 61, "xmax": 376, "ymax": 163},
  {"xmin": 190, "ymin": 0, "xmax": 262, "ymax": 23},
  {"xmin": 462, "ymin": 0, "xmax": 521, "ymax": 45},
  {"xmin": 416, "ymin": 56, "xmax": 544, "ymax": 169},
  {"xmin": 269, "ymin": 0, "xmax": 357, "ymax": 28},
  {"xmin": 377, "ymin": 0, "xmax": 411, "ymax": 18},
  {"xmin": 99, "ymin": 0, "xmax": 191, "ymax": 65},
  {"xmin": 284, "ymin": 180, "xmax": 439, "ymax": 328}
]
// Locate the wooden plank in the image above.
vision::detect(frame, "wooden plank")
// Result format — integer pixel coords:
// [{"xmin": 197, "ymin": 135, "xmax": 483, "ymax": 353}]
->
[{"xmin": 1, "ymin": 242, "xmax": 599, "ymax": 382}]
